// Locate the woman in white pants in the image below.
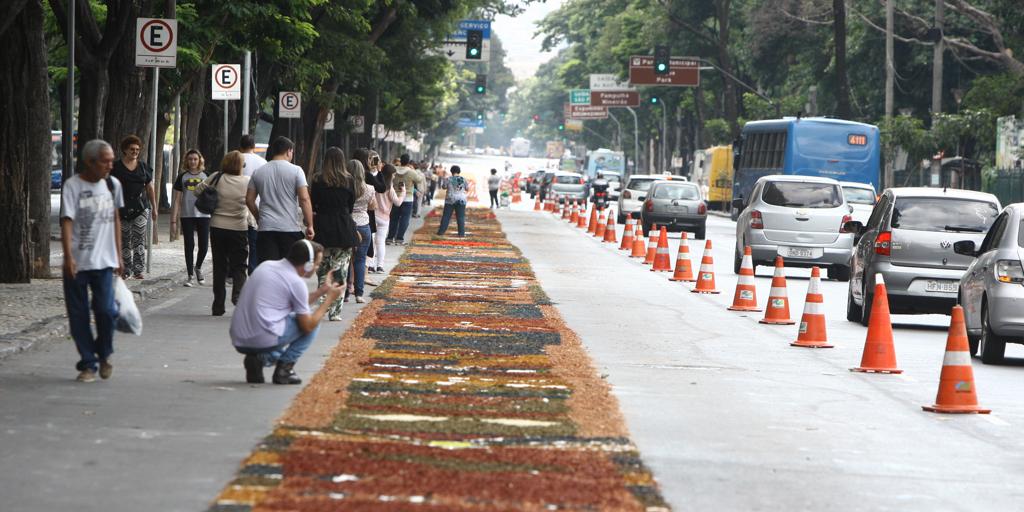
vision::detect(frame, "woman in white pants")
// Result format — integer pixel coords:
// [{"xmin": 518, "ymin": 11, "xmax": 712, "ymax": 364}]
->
[{"xmin": 370, "ymin": 164, "xmax": 405, "ymax": 273}]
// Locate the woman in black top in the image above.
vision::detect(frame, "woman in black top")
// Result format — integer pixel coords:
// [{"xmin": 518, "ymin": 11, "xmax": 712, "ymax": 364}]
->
[
  {"xmin": 310, "ymin": 147, "xmax": 359, "ymax": 321},
  {"xmin": 110, "ymin": 135, "xmax": 156, "ymax": 279}
]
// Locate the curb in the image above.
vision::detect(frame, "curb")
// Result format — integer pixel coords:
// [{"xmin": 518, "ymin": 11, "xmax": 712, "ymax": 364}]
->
[{"xmin": 0, "ymin": 272, "xmax": 183, "ymax": 361}]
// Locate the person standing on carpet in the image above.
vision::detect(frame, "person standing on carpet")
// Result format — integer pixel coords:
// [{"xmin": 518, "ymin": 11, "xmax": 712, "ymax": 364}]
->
[
  {"xmin": 171, "ymin": 149, "xmax": 210, "ymax": 287},
  {"xmin": 310, "ymin": 147, "xmax": 359, "ymax": 320},
  {"xmin": 230, "ymin": 240, "xmax": 342, "ymax": 384},
  {"xmin": 371, "ymin": 164, "xmax": 405, "ymax": 273},
  {"xmin": 437, "ymin": 165, "xmax": 469, "ymax": 237}
]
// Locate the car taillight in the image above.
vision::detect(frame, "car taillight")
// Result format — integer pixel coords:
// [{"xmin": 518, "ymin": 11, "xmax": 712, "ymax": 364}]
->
[
  {"xmin": 750, "ymin": 210, "xmax": 763, "ymax": 229},
  {"xmin": 623, "ymin": 190, "xmax": 632, "ymax": 199},
  {"xmin": 698, "ymin": 202, "xmax": 707, "ymax": 215},
  {"xmin": 645, "ymin": 200, "xmax": 654, "ymax": 212},
  {"xmin": 579, "ymin": 177, "xmax": 585, "ymax": 184},
  {"xmin": 995, "ymin": 260, "xmax": 1024, "ymax": 283},
  {"xmin": 839, "ymin": 214, "xmax": 852, "ymax": 233},
  {"xmin": 874, "ymin": 231, "xmax": 892, "ymax": 256}
]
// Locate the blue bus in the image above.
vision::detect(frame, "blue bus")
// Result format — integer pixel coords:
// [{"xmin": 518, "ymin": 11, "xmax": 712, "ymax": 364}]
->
[{"xmin": 731, "ymin": 117, "xmax": 880, "ymax": 218}]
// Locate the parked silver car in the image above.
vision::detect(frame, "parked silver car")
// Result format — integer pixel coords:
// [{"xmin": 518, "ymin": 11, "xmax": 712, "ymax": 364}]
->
[
  {"xmin": 617, "ymin": 174, "xmax": 688, "ymax": 223},
  {"xmin": 549, "ymin": 171, "xmax": 587, "ymax": 203},
  {"xmin": 845, "ymin": 187, "xmax": 1000, "ymax": 326},
  {"xmin": 638, "ymin": 181, "xmax": 707, "ymax": 239},
  {"xmin": 733, "ymin": 175, "xmax": 854, "ymax": 279},
  {"xmin": 955, "ymin": 203, "xmax": 1024, "ymax": 364}
]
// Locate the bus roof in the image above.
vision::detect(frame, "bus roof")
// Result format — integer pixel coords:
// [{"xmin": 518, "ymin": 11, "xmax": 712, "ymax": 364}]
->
[{"xmin": 742, "ymin": 117, "xmax": 878, "ymax": 133}]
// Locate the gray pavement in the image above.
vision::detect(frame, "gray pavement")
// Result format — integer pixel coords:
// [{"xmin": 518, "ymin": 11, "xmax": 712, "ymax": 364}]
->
[
  {"xmin": 0, "ymin": 217, "xmax": 418, "ymax": 512},
  {"xmin": 501, "ymin": 207, "xmax": 1024, "ymax": 511}
]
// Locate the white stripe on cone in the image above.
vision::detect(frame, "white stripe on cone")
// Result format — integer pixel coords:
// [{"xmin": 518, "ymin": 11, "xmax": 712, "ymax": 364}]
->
[{"xmin": 942, "ymin": 351, "xmax": 973, "ymax": 366}]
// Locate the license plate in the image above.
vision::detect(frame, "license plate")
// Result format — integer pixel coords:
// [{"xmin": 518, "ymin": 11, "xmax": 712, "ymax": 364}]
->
[
  {"xmin": 667, "ymin": 206, "xmax": 688, "ymax": 214},
  {"xmin": 785, "ymin": 247, "xmax": 813, "ymax": 258},
  {"xmin": 925, "ymin": 280, "xmax": 958, "ymax": 293}
]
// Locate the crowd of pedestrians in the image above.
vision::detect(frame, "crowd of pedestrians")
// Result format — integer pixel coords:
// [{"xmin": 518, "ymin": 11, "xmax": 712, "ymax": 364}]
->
[{"xmin": 60, "ymin": 135, "xmax": 469, "ymax": 385}]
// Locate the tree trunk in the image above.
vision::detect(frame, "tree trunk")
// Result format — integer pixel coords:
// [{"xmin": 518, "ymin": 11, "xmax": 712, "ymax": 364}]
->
[
  {"xmin": 103, "ymin": 14, "xmax": 154, "ymax": 155},
  {"xmin": 77, "ymin": 64, "xmax": 110, "ymax": 150},
  {"xmin": 182, "ymin": 70, "xmax": 206, "ymax": 152},
  {"xmin": 198, "ymin": 99, "xmax": 226, "ymax": 169},
  {"xmin": 0, "ymin": 0, "xmax": 51, "ymax": 282},
  {"xmin": 833, "ymin": 0, "xmax": 851, "ymax": 118}
]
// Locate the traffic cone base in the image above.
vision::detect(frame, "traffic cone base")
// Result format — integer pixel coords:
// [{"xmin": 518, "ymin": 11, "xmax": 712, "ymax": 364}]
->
[
  {"xmin": 851, "ymin": 274, "xmax": 902, "ymax": 373},
  {"xmin": 922, "ymin": 306, "xmax": 990, "ymax": 414}
]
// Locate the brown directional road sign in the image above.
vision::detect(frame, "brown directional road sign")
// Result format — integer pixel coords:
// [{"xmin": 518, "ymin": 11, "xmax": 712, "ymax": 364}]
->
[
  {"xmin": 568, "ymin": 104, "xmax": 609, "ymax": 120},
  {"xmin": 629, "ymin": 56, "xmax": 700, "ymax": 86},
  {"xmin": 590, "ymin": 90, "xmax": 640, "ymax": 107}
]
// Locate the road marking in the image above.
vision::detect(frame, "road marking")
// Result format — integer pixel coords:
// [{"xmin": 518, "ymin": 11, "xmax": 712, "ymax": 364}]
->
[{"xmin": 982, "ymin": 414, "xmax": 1010, "ymax": 426}]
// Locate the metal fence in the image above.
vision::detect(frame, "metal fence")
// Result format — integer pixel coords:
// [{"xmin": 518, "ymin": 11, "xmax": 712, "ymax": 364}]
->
[{"xmin": 985, "ymin": 169, "xmax": 1024, "ymax": 205}]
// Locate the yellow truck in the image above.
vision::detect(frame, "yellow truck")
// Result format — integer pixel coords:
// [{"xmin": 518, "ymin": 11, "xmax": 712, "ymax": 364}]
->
[{"xmin": 705, "ymin": 145, "xmax": 734, "ymax": 210}]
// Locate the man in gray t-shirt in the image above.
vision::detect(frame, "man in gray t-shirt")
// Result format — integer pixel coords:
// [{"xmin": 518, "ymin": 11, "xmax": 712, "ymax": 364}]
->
[{"xmin": 245, "ymin": 136, "xmax": 314, "ymax": 264}]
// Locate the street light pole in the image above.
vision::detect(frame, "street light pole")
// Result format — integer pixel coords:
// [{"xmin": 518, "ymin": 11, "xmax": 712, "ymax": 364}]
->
[
  {"xmin": 661, "ymin": 103, "xmax": 668, "ymax": 172},
  {"xmin": 609, "ymin": 111, "xmax": 623, "ymax": 151},
  {"xmin": 626, "ymin": 107, "xmax": 640, "ymax": 177},
  {"xmin": 62, "ymin": 0, "xmax": 75, "ymax": 180}
]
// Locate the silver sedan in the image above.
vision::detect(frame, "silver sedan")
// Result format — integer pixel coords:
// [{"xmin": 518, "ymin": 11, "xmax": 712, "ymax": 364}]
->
[{"xmin": 957, "ymin": 203, "xmax": 1024, "ymax": 364}]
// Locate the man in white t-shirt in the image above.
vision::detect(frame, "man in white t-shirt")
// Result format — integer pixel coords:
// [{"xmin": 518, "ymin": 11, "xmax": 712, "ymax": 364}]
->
[
  {"xmin": 60, "ymin": 139, "xmax": 125, "ymax": 383},
  {"xmin": 246, "ymin": 136, "xmax": 314, "ymax": 264},
  {"xmin": 239, "ymin": 134, "xmax": 266, "ymax": 273},
  {"xmin": 230, "ymin": 239, "xmax": 342, "ymax": 384}
]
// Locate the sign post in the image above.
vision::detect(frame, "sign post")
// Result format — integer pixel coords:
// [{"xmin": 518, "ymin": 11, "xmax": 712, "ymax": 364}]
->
[
  {"xmin": 212, "ymin": 64, "xmax": 241, "ymax": 154},
  {"xmin": 628, "ymin": 56, "xmax": 700, "ymax": 86},
  {"xmin": 279, "ymin": 91, "xmax": 301, "ymax": 140},
  {"xmin": 135, "ymin": 17, "xmax": 177, "ymax": 274}
]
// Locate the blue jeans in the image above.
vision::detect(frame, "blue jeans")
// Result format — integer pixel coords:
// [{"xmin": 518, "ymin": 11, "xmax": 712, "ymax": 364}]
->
[
  {"xmin": 349, "ymin": 224, "xmax": 372, "ymax": 296},
  {"xmin": 250, "ymin": 314, "xmax": 320, "ymax": 366},
  {"xmin": 437, "ymin": 201, "xmax": 466, "ymax": 236},
  {"xmin": 63, "ymin": 268, "xmax": 117, "ymax": 371},
  {"xmin": 395, "ymin": 202, "xmax": 414, "ymax": 241}
]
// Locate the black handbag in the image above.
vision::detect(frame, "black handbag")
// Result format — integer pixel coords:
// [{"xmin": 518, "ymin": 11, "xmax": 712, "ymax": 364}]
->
[{"xmin": 194, "ymin": 172, "xmax": 224, "ymax": 215}]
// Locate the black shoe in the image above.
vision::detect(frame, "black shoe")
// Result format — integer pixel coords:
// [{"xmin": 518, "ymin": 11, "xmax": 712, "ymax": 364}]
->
[
  {"xmin": 195, "ymin": 267, "xmax": 205, "ymax": 285},
  {"xmin": 244, "ymin": 355, "xmax": 265, "ymax": 384},
  {"xmin": 272, "ymin": 362, "xmax": 301, "ymax": 385}
]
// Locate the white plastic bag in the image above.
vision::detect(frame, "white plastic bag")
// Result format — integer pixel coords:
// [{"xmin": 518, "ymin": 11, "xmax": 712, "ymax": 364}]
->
[{"xmin": 113, "ymin": 277, "xmax": 143, "ymax": 335}]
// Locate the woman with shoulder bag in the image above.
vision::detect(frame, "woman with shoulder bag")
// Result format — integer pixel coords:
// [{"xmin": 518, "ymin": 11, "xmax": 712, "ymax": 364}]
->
[
  {"xmin": 310, "ymin": 148, "xmax": 359, "ymax": 321},
  {"xmin": 193, "ymin": 151, "xmax": 250, "ymax": 316},
  {"xmin": 170, "ymin": 149, "xmax": 210, "ymax": 287},
  {"xmin": 110, "ymin": 135, "xmax": 156, "ymax": 279}
]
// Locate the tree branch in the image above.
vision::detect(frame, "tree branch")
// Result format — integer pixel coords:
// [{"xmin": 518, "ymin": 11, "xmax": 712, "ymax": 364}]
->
[
  {"xmin": 854, "ymin": 11, "xmax": 929, "ymax": 44},
  {"xmin": 657, "ymin": 0, "xmax": 717, "ymax": 46},
  {"xmin": 368, "ymin": 5, "xmax": 398, "ymax": 44},
  {"xmin": 0, "ymin": 0, "xmax": 30, "ymax": 37}
]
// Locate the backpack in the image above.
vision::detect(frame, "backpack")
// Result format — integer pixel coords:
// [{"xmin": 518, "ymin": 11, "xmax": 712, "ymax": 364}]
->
[{"xmin": 193, "ymin": 172, "xmax": 224, "ymax": 215}]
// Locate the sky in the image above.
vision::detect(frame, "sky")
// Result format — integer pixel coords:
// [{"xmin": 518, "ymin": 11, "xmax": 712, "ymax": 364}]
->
[{"xmin": 492, "ymin": 0, "xmax": 565, "ymax": 82}]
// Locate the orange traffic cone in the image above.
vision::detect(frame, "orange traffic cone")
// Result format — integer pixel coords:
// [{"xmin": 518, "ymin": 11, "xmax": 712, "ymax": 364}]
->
[
  {"xmin": 578, "ymin": 204, "xmax": 590, "ymax": 229},
  {"xmin": 691, "ymin": 240, "xmax": 720, "ymax": 293},
  {"xmin": 555, "ymin": 198, "xmax": 564, "ymax": 216},
  {"xmin": 586, "ymin": 207, "xmax": 598, "ymax": 233},
  {"xmin": 569, "ymin": 201, "xmax": 579, "ymax": 224},
  {"xmin": 619, "ymin": 215, "xmax": 635, "ymax": 250},
  {"xmin": 630, "ymin": 224, "xmax": 646, "ymax": 258},
  {"xmin": 594, "ymin": 210, "xmax": 607, "ymax": 238},
  {"xmin": 651, "ymin": 227, "xmax": 672, "ymax": 271},
  {"xmin": 790, "ymin": 267, "xmax": 832, "ymax": 348},
  {"xmin": 922, "ymin": 306, "xmax": 991, "ymax": 414},
  {"xmin": 668, "ymin": 232, "xmax": 695, "ymax": 282},
  {"xmin": 643, "ymin": 227, "xmax": 659, "ymax": 264},
  {"xmin": 727, "ymin": 246, "xmax": 761, "ymax": 311},
  {"xmin": 533, "ymin": 196, "xmax": 541, "ymax": 211},
  {"xmin": 851, "ymin": 274, "xmax": 903, "ymax": 374},
  {"xmin": 603, "ymin": 211, "xmax": 618, "ymax": 243},
  {"xmin": 760, "ymin": 257, "xmax": 795, "ymax": 325}
]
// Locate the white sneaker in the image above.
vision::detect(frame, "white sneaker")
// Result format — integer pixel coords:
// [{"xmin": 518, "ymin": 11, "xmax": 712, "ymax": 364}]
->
[
  {"xmin": 184, "ymin": 276, "xmax": 194, "ymax": 287},
  {"xmin": 355, "ymin": 296, "xmax": 365, "ymax": 304}
]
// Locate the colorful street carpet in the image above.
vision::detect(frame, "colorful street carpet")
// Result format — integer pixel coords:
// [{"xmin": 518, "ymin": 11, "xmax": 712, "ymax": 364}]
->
[{"xmin": 209, "ymin": 208, "xmax": 669, "ymax": 511}]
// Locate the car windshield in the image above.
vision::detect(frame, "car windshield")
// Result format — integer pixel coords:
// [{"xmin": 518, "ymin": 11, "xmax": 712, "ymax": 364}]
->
[
  {"xmin": 891, "ymin": 198, "xmax": 999, "ymax": 232},
  {"xmin": 555, "ymin": 175, "xmax": 581, "ymax": 184},
  {"xmin": 761, "ymin": 182, "xmax": 842, "ymax": 208},
  {"xmin": 628, "ymin": 179, "xmax": 656, "ymax": 192},
  {"xmin": 653, "ymin": 184, "xmax": 700, "ymax": 200},
  {"xmin": 843, "ymin": 187, "xmax": 876, "ymax": 205}
]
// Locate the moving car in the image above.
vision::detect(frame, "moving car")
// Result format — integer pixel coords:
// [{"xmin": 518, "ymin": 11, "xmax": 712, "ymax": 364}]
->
[
  {"xmin": 733, "ymin": 175, "xmax": 854, "ymax": 279},
  {"xmin": 639, "ymin": 181, "xmax": 707, "ymax": 239},
  {"xmin": 840, "ymin": 181, "xmax": 877, "ymax": 225},
  {"xmin": 549, "ymin": 171, "xmax": 588, "ymax": 203},
  {"xmin": 618, "ymin": 174, "xmax": 688, "ymax": 223},
  {"xmin": 844, "ymin": 187, "xmax": 1000, "ymax": 325},
  {"xmin": 526, "ymin": 170, "xmax": 546, "ymax": 196},
  {"xmin": 955, "ymin": 203, "xmax": 1024, "ymax": 364}
]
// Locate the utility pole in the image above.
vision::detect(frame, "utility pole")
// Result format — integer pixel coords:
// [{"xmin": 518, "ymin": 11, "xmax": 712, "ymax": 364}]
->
[
  {"xmin": 61, "ymin": 0, "xmax": 75, "ymax": 181},
  {"xmin": 242, "ymin": 51, "xmax": 251, "ymax": 135},
  {"xmin": 626, "ymin": 107, "xmax": 640, "ymax": 177},
  {"xmin": 931, "ymin": 0, "xmax": 944, "ymax": 115},
  {"xmin": 660, "ymin": 103, "xmax": 668, "ymax": 172},
  {"xmin": 609, "ymin": 111, "xmax": 623, "ymax": 151},
  {"xmin": 884, "ymin": 0, "xmax": 895, "ymax": 189}
]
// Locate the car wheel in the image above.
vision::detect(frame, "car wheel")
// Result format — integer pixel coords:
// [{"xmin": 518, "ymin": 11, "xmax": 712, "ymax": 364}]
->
[
  {"xmin": 617, "ymin": 212, "xmax": 626, "ymax": 224},
  {"xmin": 979, "ymin": 301, "xmax": 1006, "ymax": 364},
  {"xmin": 641, "ymin": 221, "xmax": 652, "ymax": 235},
  {"xmin": 831, "ymin": 264, "xmax": 851, "ymax": 282},
  {"xmin": 846, "ymin": 282, "xmax": 862, "ymax": 322},
  {"xmin": 730, "ymin": 206, "xmax": 740, "ymax": 221},
  {"xmin": 695, "ymin": 225, "xmax": 706, "ymax": 240},
  {"xmin": 859, "ymin": 291, "xmax": 873, "ymax": 327},
  {"xmin": 733, "ymin": 246, "xmax": 742, "ymax": 274},
  {"xmin": 958, "ymin": 291, "xmax": 980, "ymax": 355}
]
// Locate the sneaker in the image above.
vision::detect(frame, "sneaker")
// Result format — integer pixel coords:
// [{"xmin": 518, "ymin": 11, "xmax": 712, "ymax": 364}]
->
[
  {"xmin": 396, "ymin": 241, "xmax": 407, "ymax": 246},
  {"xmin": 367, "ymin": 266, "xmax": 377, "ymax": 274},
  {"xmin": 195, "ymin": 268, "xmax": 205, "ymax": 285},
  {"xmin": 184, "ymin": 276, "xmax": 194, "ymax": 287},
  {"xmin": 272, "ymin": 362, "xmax": 301, "ymax": 385},
  {"xmin": 385, "ymin": 239, "xmax": 395, "ymax": 246},
  {"xmin": 376, "ymin": 266, "xmax": 384, "ymax": 273},
  {"xmin": 99, "ymin": 360, "xmax": 113, "ymax": 380},
  {"xmin": 244, "ymin": 354, "xmax": 265, "ymax": 384},
  {"xmin": 328, "ymin": 314, "xmax": 342, "ymax": 322},
  {"xmin": 355, "ymin": 296, "xmax": 366, "ymax": 304},
  {"xmin": 76, "ymin": 369, "xmax": 97, "ymax": 383}
]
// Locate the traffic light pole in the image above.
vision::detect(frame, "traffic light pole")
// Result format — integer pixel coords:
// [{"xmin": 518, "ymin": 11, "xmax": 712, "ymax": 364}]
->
[
  {"xmin": 608, "ymin": 111, "xmax": 623, "ymax": 151},
  {"xmin": 626, "ymin": 107, "xmax": 640, "ymax": 176},
  {"xmin": 697, "ymin": 58, "xmax": 780, "ymax": 117},
  {"xmin": 660, "ymin": 103, "xmax": 668, "ymax": 172}
]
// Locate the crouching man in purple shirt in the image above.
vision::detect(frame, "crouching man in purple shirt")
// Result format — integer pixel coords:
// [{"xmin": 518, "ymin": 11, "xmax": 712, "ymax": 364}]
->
[{"xmin": 229, "ymin": 239, "xmax": 342, "ymax": 384}]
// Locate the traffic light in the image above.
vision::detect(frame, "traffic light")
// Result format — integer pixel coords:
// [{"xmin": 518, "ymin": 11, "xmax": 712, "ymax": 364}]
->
[
  {"xmin": 474, "ymin": 74, "xmax": 487, "ymax": 94},
  {"xmin": 654, "ymin": 45, "xmax": 670, "ymax": 75},
  {"xmin": 558, "ymin": 123, "xmax": 565, "ymax": 131},
  {"xmin": 466, "ymin": 29, "xmax": 483, "ymax": 60},
  {"xmin": 650, "ymin": 96, "xmax": 660, "ymax": 105},
  {"xmin": 476, "ymin": 111, "xmax": 485, "ymax": 121}
]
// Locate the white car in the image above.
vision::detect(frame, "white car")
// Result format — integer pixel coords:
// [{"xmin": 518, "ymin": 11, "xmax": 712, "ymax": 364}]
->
[
  {"xmin": 840, "ymin": 181, "xmax": 877, "ymax": 225},
  {"xmin": 616, "ymin": 174, "xmax": 688, "ymax": 223}
]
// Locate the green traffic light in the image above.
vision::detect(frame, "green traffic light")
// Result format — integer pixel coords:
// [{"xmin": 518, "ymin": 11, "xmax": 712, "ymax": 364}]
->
[
  {"xmin": 476, "ymin": 86, "xmax": 485, "ymax": 93},
  {"xmin": 470, "ymin": 48, "xmax": 479, "ymax": 56},
  {"xmin": 657, "ymin": 63, "xmax": 667, "ymax": 71},
  {"xmin": 558, "ymin": 124, "xmax": 564, "ymax": 131},
  {"xmin": 650, "ymin": 97, "xmax": 659, "ymax": 104}
]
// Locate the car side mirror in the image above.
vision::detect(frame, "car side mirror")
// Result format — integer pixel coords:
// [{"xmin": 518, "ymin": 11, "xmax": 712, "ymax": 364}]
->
[
  {"xmin": 843, "ymin": 221, "xmax": 864, "ymax": 234},
  {"xmin": 848, "ymin": 205, "xmax": 854, "ymax": 214},
  {"xmin": 953, "ymin": 240, "xmax": 978, "ymax": 257},
  {"xmin": 731, "ymin": 198, "xmax": 744, "ymax": 210}
]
